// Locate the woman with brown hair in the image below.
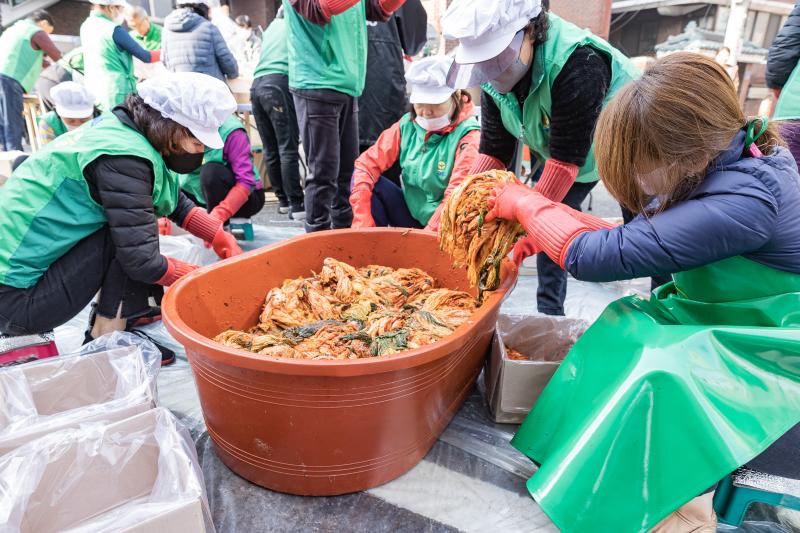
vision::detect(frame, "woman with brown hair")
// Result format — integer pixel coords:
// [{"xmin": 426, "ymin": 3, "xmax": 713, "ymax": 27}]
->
[
  {"xmin": 486, "ymin": 52, "xmax": 800, "ymax": 532},
  {"xmin": 0, "ymin": 72, "xmax": 242, "ymax": 366},
  {"xmin": 350, "ymin": 55, "xmax": 479, "ymax": 230}
]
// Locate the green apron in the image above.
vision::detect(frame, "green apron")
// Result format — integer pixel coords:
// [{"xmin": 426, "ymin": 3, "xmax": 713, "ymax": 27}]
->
[
  {"xmin": 774, "ymin": 63, "xmax": 800, "ymax": 121},
  {"xmin": 80, "ymin": 11, "xmax": 136, "ymax": 111},
  {"xmin": 511, "ymin": 256, "xmax": 800, "ymax": 532},
  {"xmin": 482, "ymin": 13, "xmax": 639, "ymax": 183},
  {"xmin": 0, "ymin": 19, "xmax": 45, "ymax": 92},
  {"xmin": 130, "ymin": 23, "xmax": 162, "ymax": 52},
  {"xmin": 397, "ymin": 113, "xmax": 479, "ymax": 226},
  {"xmin": 283, "ymin": 0, "xmax": 367, "ymax": 97},
  {"xmin": 254, "ymin": 17, "xmax": 289, "ymax": 78},
  {"xmin": 0, "ymin": 113, "xmax": 177, "ymax": 288},
  {"xmin": 179, "ymin": 115, "xmax": 260, "ymax": 206}
]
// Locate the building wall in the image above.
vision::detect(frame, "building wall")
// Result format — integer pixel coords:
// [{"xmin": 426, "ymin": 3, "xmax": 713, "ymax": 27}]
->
[
  {"xmin": 47, "ymin": 0, "xmax": 91, "ymax": 36},
  {"xmin": 551, "ymin": 0, "xmax": 612, "ymax": 38}
]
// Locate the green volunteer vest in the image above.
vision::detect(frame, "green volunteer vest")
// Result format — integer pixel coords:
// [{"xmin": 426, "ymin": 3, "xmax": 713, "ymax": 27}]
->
[
  {"xmin": 774, "ymin": 63, "xmax": 800, "ymax": 121},
  {"xmin": 0, "ymin": 19, "xmax": 45, "ymax": 92},
  {"xmin": 482, "ymin": 13, "xmax": 640, "ymax": 183},
  {"xmin": 130, "ymin": 23, "xmax": 162, "ymax": 52},
  {"xmin": 284, "ymin": 0, "xmax": 367, "ymax": 97},
  {"xmin": 80, "ymin": 11, "xmax": 136, "ymax": 111},
  {"xmin": 512, "ymin": 255, "xmax": 800, "ymax": 532},
  {"xmin": 58, "ymin": 47, "xmax": 85, "ymax": 75},
  {"xmin": 397, "ymin": 113, "xmax": 480, "ymax": 226},
  {"xmin": 0, "ymin": 113, "xmax": 177, "ymax": 288},
  {"xmin": 179, "ymin": 115, "xmax": 261, "ymax": 206},
  {"xmin": 39, "ymin": 110, "xmax": 67, "ymax": 141},
  {"xmin": 254, "ymin": 17, "xmax": 289, "ymax": 78}
]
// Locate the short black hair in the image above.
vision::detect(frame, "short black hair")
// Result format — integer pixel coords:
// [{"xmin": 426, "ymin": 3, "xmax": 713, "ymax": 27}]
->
[
  {"xmin": 29, "ymin": 9, "xmax": 54, "ymax": 27},
  {"xmin": 177, "ymin": 3, "xmax": 210, "ymax": 20},
  {"xmin": 526, "ymin": 0, "xmax": 549, "ymax": 44}
]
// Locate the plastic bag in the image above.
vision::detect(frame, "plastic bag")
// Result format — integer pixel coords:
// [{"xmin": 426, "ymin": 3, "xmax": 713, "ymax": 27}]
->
[
  {"xmin": 497, "ymin": 313, "xmax": 590, "ymax": 363},
  {"xmin": 0, "ymin": 407, "xmax": 214, "ymax": 533},
  {"xmin": 0, "ymin": 339, "xmax": 157, "ymax": 454},
  {"xmin": 78, "ymin": 330, "xmax": 161, "ymax": 381}
]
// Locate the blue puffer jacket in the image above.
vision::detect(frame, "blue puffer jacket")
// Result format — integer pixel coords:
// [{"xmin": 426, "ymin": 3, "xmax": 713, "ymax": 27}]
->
[
  {"xmin": 161, "ymin": 8, "xmax": 238, "ymax": 81},
  {"xmin": 566, "ymin": 130, "xmax": 800, "ymax": 280}
]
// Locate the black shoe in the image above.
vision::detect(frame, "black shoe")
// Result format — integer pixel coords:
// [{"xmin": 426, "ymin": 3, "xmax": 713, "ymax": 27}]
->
[
  {"xmin": 127, "ymin": 306, "xmax": 162, "ymax": 328},
  {"xmin": 128, "ymin": 329, "xmax": 176, "ymax": 366}
]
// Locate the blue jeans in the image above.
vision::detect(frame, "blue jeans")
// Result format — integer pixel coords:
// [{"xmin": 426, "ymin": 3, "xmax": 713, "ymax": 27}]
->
[
  {"xmin": 0, "ymin": 74, "xmax": 24, "ymax": 151},
  {"xmin": 370, "ymin": 176, "xmax": 423, "ymax": 229}
]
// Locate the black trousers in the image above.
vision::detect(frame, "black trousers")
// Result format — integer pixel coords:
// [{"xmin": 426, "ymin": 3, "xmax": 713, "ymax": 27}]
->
[
  {"xmin": 198, "ymin": 162, "xmax": 265, "ymax": 218},
  {"xmin": 292, "ymin": 88, "xmax": 359, "ymax": 232},
  {"xmin": 536, "ymin": 181, "xmax": 597, "ymax": 316},
  {"xmin": 251, "ymin": 75, "xmax": 304, "ymax": 211},
  {"xmin": 0, "ymin": 227, "xmax": 160, "ymax": 335}
]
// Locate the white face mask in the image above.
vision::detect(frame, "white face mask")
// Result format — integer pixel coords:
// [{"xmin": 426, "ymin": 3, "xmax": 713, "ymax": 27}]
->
[{"xmin": 415, "ymin": 112, "xmax": 452, "ymax": 132}]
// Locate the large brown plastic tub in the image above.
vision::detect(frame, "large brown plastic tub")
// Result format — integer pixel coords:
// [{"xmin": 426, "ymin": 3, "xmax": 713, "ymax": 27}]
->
[{"xmin": 163, "ymin": 228, "xmax": 518, "ymax": 496}]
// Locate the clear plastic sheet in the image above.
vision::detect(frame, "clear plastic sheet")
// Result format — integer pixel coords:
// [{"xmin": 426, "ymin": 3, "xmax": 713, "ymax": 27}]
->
[
  {"xmin": 0, "ymin": 336, "xmax": 158, "ymax": 454},
  {"xmin": 0, "ymin": 407, "xmax": 213, "ymax": 533}
]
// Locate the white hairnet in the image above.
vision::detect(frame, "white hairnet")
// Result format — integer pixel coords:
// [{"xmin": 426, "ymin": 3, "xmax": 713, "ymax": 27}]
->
[{"xmin": 51, "ymin": 81, "xmax": 95, "ymax": 119}]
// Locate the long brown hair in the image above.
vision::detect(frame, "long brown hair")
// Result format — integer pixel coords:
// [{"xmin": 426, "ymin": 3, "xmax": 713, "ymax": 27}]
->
[
  {"xmin": 594, "ymin": 52, "xmax": 784, "ymax": 214},
  {"xmin": 124, "ymin": 93, "xmax": 196, "ymax": 157}
]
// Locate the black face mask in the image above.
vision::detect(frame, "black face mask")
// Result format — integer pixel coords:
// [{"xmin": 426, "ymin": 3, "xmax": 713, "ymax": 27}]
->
[{"xmin": 164, "ymin": 151, "xmax": 204, "ymax": 174}]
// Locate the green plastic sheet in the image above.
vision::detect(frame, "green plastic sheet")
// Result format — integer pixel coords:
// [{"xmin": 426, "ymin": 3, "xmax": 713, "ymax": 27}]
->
[{"xmin": 512, "ymin": 256, "xmax": 800, "ymax": 532}]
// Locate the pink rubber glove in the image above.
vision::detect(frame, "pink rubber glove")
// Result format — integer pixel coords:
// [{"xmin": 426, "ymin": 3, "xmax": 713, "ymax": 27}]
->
[
  {"xmin": 510, "ymin": 236, "xmax": 539, "ymax": 267},
  {"xmin": 350, "ymin": 186, "xmax": 375, "ymax": 228},
  {"xmin": 158, "ymin": 217, "xmax": 171, "ymax": 236},
  {"xmin": 210, "ymin": 183, "xmax": 250, "ymax": 223},
  {"xmin": 468, "ymin": 153, "xmax": 506, "ymax": 175},
  {"xmin": 425, "ymin": 204, "xmax": 443, "ymax": 232},
  {"xmin": 182, "ymin": 207, "xmax": 243, "ymax": 259},
  {"xmin": 157, "ymin": 258, "xmax": 198, "ymax": 286},
  {"xmin": 533, "ymin": 159, "xmax": 579, "ymax": 202}
]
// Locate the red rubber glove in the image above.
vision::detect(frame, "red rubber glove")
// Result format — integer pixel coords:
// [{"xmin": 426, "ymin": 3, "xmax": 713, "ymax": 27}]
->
[
  {"xmin": 158, "ymin": 217, "xmax": 172, "ymax": 236},
  {"xmin": 182, "ymin": 207, "xmax": 243, "ymax": 259},
  {"xmin": 157, "ymin": 258, "xmax": 198, "ymax": 286},
  {"xmin": 319, "ymin": 0, "xmax": 360, "ymax": 18},
  {"xmin": 150, "ymin": 49, "xmax": 161, "ymax": 63},
  {"xmin": 468, "ymin": 153, "xmax": 506, "ymax": 175},
  {"xmin": 487, "ymin": 183, "xmax": 616, "ymax": 268},
  {"xmin": 510, "ymin": 236, "xmax": 539, "ymax": 267},
  {"xmin": 350, "ymin": 185, "xmax": 375, "ymax": 229},
  {"xmin": 210, "ymin": 184, "xmax": 250, "ymax": 223},
  {"xmin": 378, "ymin": 0, "xmax": 406, "ymax": 15},
  {"xmin": 533, "ymin": 159, "xmax": 579, "ymax": 202}
]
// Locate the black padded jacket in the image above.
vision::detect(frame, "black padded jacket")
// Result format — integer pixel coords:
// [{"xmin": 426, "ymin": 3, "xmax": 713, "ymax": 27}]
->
[{"xmin": 766, "ymin": 2, "xmax": 800, "ymax": 89}]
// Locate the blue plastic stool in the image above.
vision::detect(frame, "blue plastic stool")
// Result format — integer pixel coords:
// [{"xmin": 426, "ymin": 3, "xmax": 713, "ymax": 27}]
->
[
  {"xmin": 228, "ymin": 217, "xmax": 254, "ymax": 241},
  {"xmin": 713, "ymin": 467, "xmax": 800, "ymax": 525}
]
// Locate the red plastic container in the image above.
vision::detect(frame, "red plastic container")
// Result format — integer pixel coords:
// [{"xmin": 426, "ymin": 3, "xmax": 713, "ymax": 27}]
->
[{"xmin": 163, "ymin": 228, "xmax": 518, "ymax": 495}]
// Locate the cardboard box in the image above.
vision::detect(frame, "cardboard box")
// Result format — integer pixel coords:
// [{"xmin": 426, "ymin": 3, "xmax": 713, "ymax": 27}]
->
[
  {"xmin": 0, "ymin": 408, "xmax": 209, "ymax": 533},
  {"xmin": 484, "ymin": 314, "xmax": 589, "ymax": 424},
  {"xmin": 0, "ymin": 345, "xmax": 155, "ymax": 454}
]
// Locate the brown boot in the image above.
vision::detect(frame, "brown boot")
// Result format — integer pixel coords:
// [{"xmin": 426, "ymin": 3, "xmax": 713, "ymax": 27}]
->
[{"xmin": 650, "ymin": 493, "xmax": 717, "ymax": 532}]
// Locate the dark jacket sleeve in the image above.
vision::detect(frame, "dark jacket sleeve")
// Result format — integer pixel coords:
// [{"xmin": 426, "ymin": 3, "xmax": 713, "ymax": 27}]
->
[
  {"xmin": 30, "ymin": 31, "xmax": 62, "ymax": 61},
  {"xmin": 211, "ymin": 25, "xmax": 239, "ymax": 79},
  {"xmin": 767, "ymin": 3, "xmax": 800, "ymax": 89},
  {"xmin": 84, "ymin": 155, "xmax": 168, "ymax": 284},
  {"xmin": 394, "ymin": 0, "xmax": 427, "ymax": 56},
  {"xmin": 549, "ymin": 46, "xmax": 611, "ymax": 166},
  {"xmin": 479, "ymin": 89, "xmax": 518, "ymax": 167},
  {"xmin": 112, "ymin": 26, "xmax": 153, "ymax": 63},
  {"xmin": 168, "ymin": 191, "xmax": 197, "ymax": 226},
  {"xmin": 564, "ymin": 172, "xmax": 779, "ymax": 282}
]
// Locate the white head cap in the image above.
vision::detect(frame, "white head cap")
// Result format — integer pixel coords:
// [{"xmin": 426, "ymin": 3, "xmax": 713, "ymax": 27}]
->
[
  {"xmin": 443, "ymin": 0, "xmax": 542, "ymax": 64},
  {"xmin": 89, "ymin": 0, "xmax": 128, "ymax": 6},
  {"xmin": 51, "ymin": 81, "xmax": 95, "ymax": 119},
  {"xmin": 405, "ymin": 56, "xmax": 456, "ymax": 105},
  {"xmin": 137, "ymin": 72, "xmax": 237, "ymax": 149}
]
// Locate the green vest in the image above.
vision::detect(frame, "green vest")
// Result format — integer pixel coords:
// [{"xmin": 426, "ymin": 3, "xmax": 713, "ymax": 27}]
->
[
  {"xmin": 0, "ymin": 19, "xmax": 45, "ymax": 92},
  {"xmin": 38, "ymin": 110, "xmax": 67, "ymax": 144},
  {"xmin": 0, "ymin": 113, "xmax": 177, "ymax": 288},
  {"xmin": 774, "ymin": 62, "xmax": 800, "ymax": 121},
  {"xmin": 130, "ymin": 23, "xmax": 162, "ymax": 52},
  {"xmin": 179, "ymin": 115, "xmax": 261, "ymax": 206},
  {"xmin": 284, "ymin": 0, "xmax": 367, "ymax": 97},
  {"xmin": 397, "ymin": 113, "xmax": 480, "ymax": 226},
  {"xmin": 254, "ymin": 17, "xmax": 289, "ymax": 78},
  {"xmin": 80, "ymin": 11, "xmax": 136, "ymax": 111},
  {"xmin": 58, "ymin": 47, "xmax": 85, "ymax": 75},
  {"xmin": 513, "ymin": 256, "xmax": 800, "ymax": 532},
  {"xmin": 482, "ymin": 13, "xmax": 640, "ymax": 183}
]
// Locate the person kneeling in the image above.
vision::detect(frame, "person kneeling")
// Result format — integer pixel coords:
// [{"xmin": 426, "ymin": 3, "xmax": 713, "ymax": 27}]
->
[
  {"xmin": 0, "ymin": 73, "xmax": 242, "ymax": 365},
  {"xmin": 349, "ymin": 55, "xmax": 480, "ymax": 231}
]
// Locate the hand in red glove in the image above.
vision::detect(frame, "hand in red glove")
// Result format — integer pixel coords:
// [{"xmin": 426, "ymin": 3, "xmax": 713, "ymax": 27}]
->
[
  {"xmin": 350, "ymin": 186, "xmax": 376, "ymax": 229},
  {"xmin": 158, "ymin": 217, "xmax": 172, "ymax": 236},
  {"xmin": 485, "ymin": 182, "xmax": 535, "ymax": 223},
  {"xmin": 182, "ymin": 207, "xmax": 243, "ymax": 259},
  {"xmin": 210, "ymin": 184, "xmax": 250, "ymax": 223},
  {"xmin": 510, "ymin": 236, "xmax": 539, "ymax": 267},
  {"xmin": 157, "ymin": 258, "xmax": 199, "ymax": 286}
]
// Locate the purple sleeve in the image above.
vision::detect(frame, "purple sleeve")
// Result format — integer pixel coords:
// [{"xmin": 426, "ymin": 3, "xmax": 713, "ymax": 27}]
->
[
  {"xmin": 564, "ymin": 173, "xmax": 779, "ymax": 282},
  {"xmin": 222, "ymin": 129, "xmax": 257, "ymax": 190}
]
